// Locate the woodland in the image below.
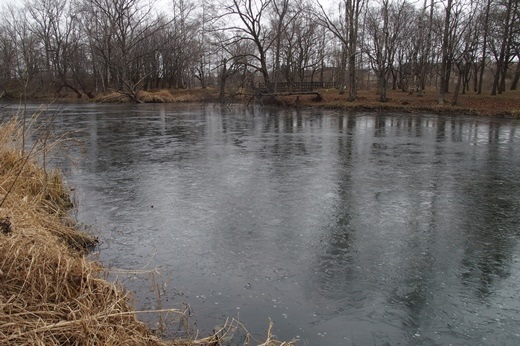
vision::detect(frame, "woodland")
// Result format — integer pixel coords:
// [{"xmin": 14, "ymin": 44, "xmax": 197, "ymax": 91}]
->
[{"xmin": 0, "ymin": 0, "xmax": 518, "ymax": 106}]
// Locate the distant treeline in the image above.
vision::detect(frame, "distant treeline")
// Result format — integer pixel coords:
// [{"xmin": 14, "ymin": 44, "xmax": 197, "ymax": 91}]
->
[{"xmin": 0, "ymin": 0, "xmax": 518, "ymax": 103}]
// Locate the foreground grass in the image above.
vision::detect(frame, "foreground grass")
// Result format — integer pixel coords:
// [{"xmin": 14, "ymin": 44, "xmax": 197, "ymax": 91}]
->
[
  {"xmin": 0, "ymin": 119, "xmax": 170, "ymax": 345},
  {"xmin": 0, "ymin": 117, "xmax": 297, "ymax": 345}
]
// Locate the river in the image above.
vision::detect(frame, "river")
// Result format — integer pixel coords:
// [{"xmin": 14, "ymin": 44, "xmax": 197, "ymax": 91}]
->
[{"xmin": 3, "ymin": 103, "xmax": 520, "ymax": 345}]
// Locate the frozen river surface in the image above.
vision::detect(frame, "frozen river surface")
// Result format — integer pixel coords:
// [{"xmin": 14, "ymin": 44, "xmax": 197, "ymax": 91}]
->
[{"xmin": 7, "ymin": 103, "xmax": 520, "ymax": 345}]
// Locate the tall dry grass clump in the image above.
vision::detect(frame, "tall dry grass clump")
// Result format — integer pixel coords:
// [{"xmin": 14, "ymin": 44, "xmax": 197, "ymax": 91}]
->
[{"xmin": 0, "ymin": 117, "xmax": 168, "ymax": 345}]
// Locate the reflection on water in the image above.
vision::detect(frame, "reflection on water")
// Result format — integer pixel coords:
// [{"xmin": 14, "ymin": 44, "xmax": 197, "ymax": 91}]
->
[{"xmin": 3, "ymin": 103, "xmax": 520, "ymax": 345}]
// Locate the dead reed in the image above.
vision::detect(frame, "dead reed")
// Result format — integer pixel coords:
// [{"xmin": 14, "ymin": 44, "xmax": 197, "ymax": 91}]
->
[
  {"xmin": 96, "ymin": 90, "xmax": 199, "ymax": 103},
  {"xmin": 0, "ymin": 115, "xmax": 172, "ymax": 345}
]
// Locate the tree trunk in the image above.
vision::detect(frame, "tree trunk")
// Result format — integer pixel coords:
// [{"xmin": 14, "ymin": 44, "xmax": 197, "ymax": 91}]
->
[
  {"xmin": 473, "ymin": 62, "xmax": 478, "ymax": 92},
  {"xmin": 499, "ymin": 0, "xmax": 517, "ymax": 92},
  {"xmin": 412, "ymin": 0, "xmax": 427, "ymax": 94},
  {"xmin": 444, "ymin": 58, "xmax": 452, "ymax": 93},
  {"xmin": 452, "ymin": 64, "xmax": 463, "ymax": 105},
  {"xmin": 492, "ymin": 0, "xmax": 513, "ymax": 95},
  {"xmin": 477, "ymin": 0, "xmax": 491, "ymax": 94},
  {"xmin": 379, "ymin": 1, "xmax": 389, "ymax": 102},
  {"xmin": 219, "ymin": 59, "xmax": 227, "ymax": 101},
  {"xmin": 418, "ymin": 0, "xmax": 434, "ymax": 97},
  {"xmin": 347, "ymin": 0, "xmax": 362, "ymax": 101},
  {"xmin": 348, "ymin": 52, "xmax": 357, "ymax": 101},
  {"xmin": 510, "ymin": 59, "xmax": 520, "ymax": 90},
  {"xmin": 338, "ymin": 45, "xmax": 347, "ymax": 94},
  {"xmin": 438, "ymin": 0, "xmax": 453, "ymax": 105}
]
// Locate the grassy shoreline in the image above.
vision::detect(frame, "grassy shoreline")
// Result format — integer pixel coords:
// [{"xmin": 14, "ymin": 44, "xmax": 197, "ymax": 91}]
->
[
  {"xmin": 3, "ymin": 88, "xmax": 519, "ymax": 118},
  {"xmin": 0, "ymin": 119, "xmax": 173, "ymax": 345},
  {"xmin": 272, "ymin": 88, "xmax": 520, "ymax": 118}
]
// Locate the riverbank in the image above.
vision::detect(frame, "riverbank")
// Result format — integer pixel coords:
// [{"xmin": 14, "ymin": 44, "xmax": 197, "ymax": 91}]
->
[
  {"xmin": 87, "ymin": 88, "xmax": 520, "ymax": 117},
  {"xmin": 277, "ymin": 88, "xmax": 520, "ymax": 118},
  {"xmin": 0, "ymin": 119, "xmax": 172, "ymax": 345},
  {"xmin": 3, "ymin": 87, "xmax": 519, "ymax": 118},
  {"xmin": 0, "ymin": 117, "xmax": 297, "ymax": 345}
]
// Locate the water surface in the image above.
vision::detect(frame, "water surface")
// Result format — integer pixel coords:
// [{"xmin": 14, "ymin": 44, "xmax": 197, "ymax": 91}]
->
[{"xmin": 4, "ymin": 103, "xmax": 520, "ymax": 345}]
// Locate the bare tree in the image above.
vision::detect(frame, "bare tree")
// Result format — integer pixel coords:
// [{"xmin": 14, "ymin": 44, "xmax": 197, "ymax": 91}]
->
[
  {"xmin": 363, "ymin": 0, "xmax": 409, "ymax": 101},
  {"xmin": 2, "ymin": 5, "xmax": 41, "ymax": 96},
  {"xmin": 275, "ymin": 6, "xmax": 324, "ymax": 88},
  {"xmin": 26, "ymin": 0, "xmax": 88, "ymax": 98},
  {"xmin": 211, "ymin": 30, "xmax": 254, "ymax": 99},
  {"xmin": 168, "ymin": 0, "xmax": 200, "ymax": 89},
  {"xmin": 316, "ymin": 0, "xmax": 365, "ymax": 101},
  {"xmin": 191, "ymin": 1, "xmax": 214, "ymax": 89},
  {"xmin": 221, "ymin": 0, "xmax": 274, "ymax": 87},
  {"xmin": 271, "ymin": 0, "xmax": 290, "ymax": 91},
  {"xmin": 510, "ymin": 1, "xmax": 520, "ymax": 90},
  {"xmin": 1, "ymin": 0, "xmax": 519, "ymax": 100},
  {"xmin": 81, "ymin": 0, "xmax": 168, "ymax": 101},
  {"xmin": 410, "ymin": 0, "xmax": 435, "ymax": 96},
  {"xmin": 438, "ymin": 0, "xmax": 453, "ymax": 105},
  {"xmin": 475, "ymin": 0, "xmax": 492, "ymax": 94},
  {"xmin": 363, "ymin": 0, "xmax": 390, "ymax": 101},
  {"xmin": 490, "ymin": 0, "xmax": 517, "ymax": 94},
  {"xmin": 0, "ymin": 18, "xmax": 18, "ymax": 88},
  {"xmin": 511, "ymin": 54, "xmax": 520, "ymax": 90},
  {"xmin": 268, "ymin": 0, "xmax": 303, "ymax": 91}
]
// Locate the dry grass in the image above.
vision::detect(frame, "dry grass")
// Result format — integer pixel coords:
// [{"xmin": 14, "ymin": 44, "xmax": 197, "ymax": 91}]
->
[
  {"xmin": 0, "ymin": 117, "xmax": 169, "ymax": 345},
  {"xmin": 139, "ymin": 90, "xmax": 177, "ymax": 103},
  {"xmin": 95, "ymin": 88, "xmax": 219, "ymax": 104},
  {"xmin": 0, "ymin": 115, "xmax": 297, "ymax": 345},
  {"xmin": 139, "ymin": 89, "xmax": 212, "ymax": 103},
  {"xmin": 294, "ymin": 88, "xmax": 520, "ymax": 117},
  {"xmin": 95, "ymin": 92, "xmax": 133, "ymax": 103}
]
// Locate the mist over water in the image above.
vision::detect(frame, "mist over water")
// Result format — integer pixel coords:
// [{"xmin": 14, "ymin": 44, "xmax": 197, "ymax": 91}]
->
[{"xmin": 6, "ymin": 103, "xmax": 520, "ymax": 345}]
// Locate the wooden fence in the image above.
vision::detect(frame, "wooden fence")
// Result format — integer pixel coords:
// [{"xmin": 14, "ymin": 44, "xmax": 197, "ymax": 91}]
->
[{"xmin": 257, "ymin": 81, "xmax": 336, "ymax": 93}]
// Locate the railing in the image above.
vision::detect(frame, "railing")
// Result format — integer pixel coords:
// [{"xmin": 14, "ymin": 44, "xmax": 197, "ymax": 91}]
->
[{"xmin": 258, "ymin": 81, "xmax": 336, "ymax": 93}]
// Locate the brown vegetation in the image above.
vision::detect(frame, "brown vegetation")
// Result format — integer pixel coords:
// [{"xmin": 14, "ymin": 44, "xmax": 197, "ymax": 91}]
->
[
  {"xmin": 94, "ymin": 89, "xmax": 220, "ymax": 104},
  {"xmin": 7, "ymin": 85, "xmax": 520, "ymax": 118},
  {"xmin": 4, "ymin": 83, "xmax": 520, "ymax": 118},
  {"xmin": 280, "ymin": 88, "xmax": 520, "ymax": 117},
  {"xmin": 0, "ymin": 119, "xmax": 167, "ymax": 345}
]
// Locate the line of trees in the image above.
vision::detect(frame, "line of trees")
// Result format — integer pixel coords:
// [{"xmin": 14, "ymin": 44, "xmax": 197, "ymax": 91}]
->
[{"xmin": 0, "ymin": 0, "xmax": 518, "ymax": 103}]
